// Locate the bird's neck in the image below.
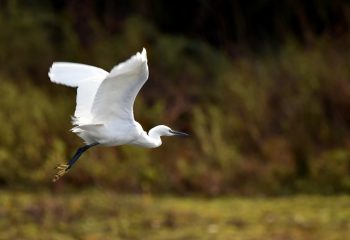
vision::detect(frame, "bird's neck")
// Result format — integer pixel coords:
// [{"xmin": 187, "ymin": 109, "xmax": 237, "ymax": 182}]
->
[
  {"xmin": 136, "ymin": 132, "xmax": 161, "ymax": 148},
  {"xmin": 130, "ymin": 123, "xmax": 162, "ymax": 148},
  {"xmin": 147, "ymin": 127, "xmax": 162, "ymax": 147}
]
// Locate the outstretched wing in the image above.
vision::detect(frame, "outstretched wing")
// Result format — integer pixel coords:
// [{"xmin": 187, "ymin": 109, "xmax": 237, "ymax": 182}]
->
[
  {"xmin": 48, "ymin": 62, "xmax": 108, "ymax": 87},
  {"xmin": 49, "ymin": 62, "xmax": 109, "ymax": 125},
  {"xmin": 91, "ymin": 48, "xmax": 148, "ymax": 123}
]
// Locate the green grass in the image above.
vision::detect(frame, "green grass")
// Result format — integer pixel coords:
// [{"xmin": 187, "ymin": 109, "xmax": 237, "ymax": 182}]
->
[{"xmin": 0, "ymin": 190, "xmax": 349, "ymax": 240}]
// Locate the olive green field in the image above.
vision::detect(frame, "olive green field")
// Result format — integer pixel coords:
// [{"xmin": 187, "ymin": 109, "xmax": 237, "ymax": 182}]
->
[{"xmin": 1, "ymin": 190, "xmax": 349, "ymax": 240}]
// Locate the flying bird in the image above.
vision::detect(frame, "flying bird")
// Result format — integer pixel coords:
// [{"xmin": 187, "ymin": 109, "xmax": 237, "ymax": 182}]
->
[{"xmin": 49, "ymin": 48, "xmax": 188, "ymax": 182}]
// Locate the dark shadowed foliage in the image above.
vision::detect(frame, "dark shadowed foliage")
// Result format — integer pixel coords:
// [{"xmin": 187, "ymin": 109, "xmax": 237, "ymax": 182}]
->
[{"xmin": 0, "ymin": 0, "xmax": 350, "ymax": 195}]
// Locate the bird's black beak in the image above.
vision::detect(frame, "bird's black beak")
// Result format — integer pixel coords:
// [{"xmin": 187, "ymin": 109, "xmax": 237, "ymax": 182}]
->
[{"xmin": 170, "ymin": 130, "xmax": 190, "ymax": 137}]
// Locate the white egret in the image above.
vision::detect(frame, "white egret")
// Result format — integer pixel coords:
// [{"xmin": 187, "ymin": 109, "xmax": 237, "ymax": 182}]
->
[{"xmin": 49, "ymin": 48, "xmax": 188, "ymax": 182}]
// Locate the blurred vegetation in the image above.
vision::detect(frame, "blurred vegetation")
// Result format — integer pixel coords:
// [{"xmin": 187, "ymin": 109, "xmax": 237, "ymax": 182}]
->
[
  {"xmin": 1, "ymin": 0, "xmax": 350, "ymax": 195},
  {"xmin": 0, "ymin": 190, "xmax": 349, "ymax": 239}
]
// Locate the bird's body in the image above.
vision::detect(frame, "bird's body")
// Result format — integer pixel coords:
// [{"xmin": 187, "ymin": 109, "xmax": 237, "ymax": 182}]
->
[{"xmin": 49, "ymin": 48, "xmax": 188, "ymax": 181}]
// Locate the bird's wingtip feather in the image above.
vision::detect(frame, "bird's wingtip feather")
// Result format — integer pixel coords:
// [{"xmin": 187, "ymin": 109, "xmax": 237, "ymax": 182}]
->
[
  {"xmin": 48, "ymin": 66, "xmax": 55, "ymax": 82},
  {"xmin": 140, "ymin": 48, "xmax": 147, "ymax": 61}
]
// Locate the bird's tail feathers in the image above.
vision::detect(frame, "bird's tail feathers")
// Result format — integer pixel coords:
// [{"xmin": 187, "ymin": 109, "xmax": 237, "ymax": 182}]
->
[{"xmin": 71, "ymin": 123, "xmax": 104, "ymax": 133}]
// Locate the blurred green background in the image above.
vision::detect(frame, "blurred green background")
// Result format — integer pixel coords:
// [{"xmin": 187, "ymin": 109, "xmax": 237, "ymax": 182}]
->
[{"xmin": 1, "ymin": 0, "xmax": 350, "ymax": 239}]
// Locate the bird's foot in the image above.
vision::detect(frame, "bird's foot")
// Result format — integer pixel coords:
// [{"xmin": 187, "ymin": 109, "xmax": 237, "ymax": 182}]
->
[{"xmin": 52, "ymin": 164, "xmax": 70, "ymax": 182}]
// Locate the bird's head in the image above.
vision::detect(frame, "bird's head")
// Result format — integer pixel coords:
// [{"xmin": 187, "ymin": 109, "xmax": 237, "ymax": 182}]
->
[{"xmin": 149, "ymin": 125, "xmax": 189, "ymax": 137}]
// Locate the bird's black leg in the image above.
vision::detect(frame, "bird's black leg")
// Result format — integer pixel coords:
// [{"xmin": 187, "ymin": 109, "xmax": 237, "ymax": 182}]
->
[
  {"xmin": 53, "ymin": 143, "xmax": 99, "ymax": 182},
  {"xmin": 66, "ymin": 143, "xmax": 97, "ymax": 170}
]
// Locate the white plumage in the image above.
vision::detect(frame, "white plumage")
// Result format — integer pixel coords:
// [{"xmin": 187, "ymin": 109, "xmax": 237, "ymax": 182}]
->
[{"xmin": 49, "ymin": 48, "xmax": 188, "ymax": 181}]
